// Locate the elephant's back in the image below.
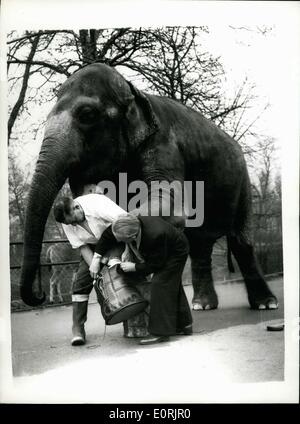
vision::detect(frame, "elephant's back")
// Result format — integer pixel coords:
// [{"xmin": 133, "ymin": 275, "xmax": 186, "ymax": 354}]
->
[{"xmin": 146, "ymin": 93, "xmax": 251, "ymax": 234}]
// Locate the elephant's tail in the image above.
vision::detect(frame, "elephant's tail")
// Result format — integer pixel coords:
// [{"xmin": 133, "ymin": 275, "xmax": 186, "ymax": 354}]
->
[{"xmin": 226, "ymin": 236, "xmax": 235, "ymax": 273}]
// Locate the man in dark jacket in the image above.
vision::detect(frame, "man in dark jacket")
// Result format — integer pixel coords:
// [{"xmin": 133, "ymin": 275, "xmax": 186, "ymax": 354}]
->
[{"xmin": 89, "ymin": 214, "xmax": 193, "ymax": 345}]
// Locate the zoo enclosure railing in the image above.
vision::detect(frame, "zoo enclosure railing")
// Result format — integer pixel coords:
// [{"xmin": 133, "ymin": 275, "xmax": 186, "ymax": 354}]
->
[
  {"xmin": 10, "ymin": 239, "xmax": 80, "ymax": 269},
  {"xmin": 10, "ymin": 238, "xmax": 283, "ymax": 311},
  {"xmin": 10, "ymin": 239, "xmax": 80, "ymax": 311}
]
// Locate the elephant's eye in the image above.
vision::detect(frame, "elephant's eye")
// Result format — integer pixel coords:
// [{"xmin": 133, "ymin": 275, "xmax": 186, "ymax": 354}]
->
[{"xmin": 76, "ymin": 106, "xmax": 99, "ymax": 126}]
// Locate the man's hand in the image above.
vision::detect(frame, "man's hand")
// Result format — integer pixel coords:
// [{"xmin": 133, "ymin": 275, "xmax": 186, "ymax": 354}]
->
[
  {"xmin": 100, "ymin": 256, "xmax": 109, "ymax": 265},
  {"xmin": 89, "ymin": 255, "xmax": 102, "ymax": 279},
  {"xmin": 120, "ymin": 262, "xmax": 136, "ymax": 273}
]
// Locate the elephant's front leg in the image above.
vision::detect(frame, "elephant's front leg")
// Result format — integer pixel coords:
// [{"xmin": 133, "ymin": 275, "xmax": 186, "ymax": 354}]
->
[
  {"xmin": 133, "ymin": 179, "xmax": 186, "ymax": 229},
  {"xmin": 137, "ymin": 144, "xmax": 186, "ymax": 227},
  {"xmin": 188, "ymin": 237, "xmax": 218, "ymax": 310}
]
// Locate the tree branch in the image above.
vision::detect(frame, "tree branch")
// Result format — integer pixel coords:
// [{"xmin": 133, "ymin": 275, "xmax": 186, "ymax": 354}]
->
[
  {"xmin": 7, "ymin": 58, "xmax": 71, "ymax": 76},
  {"xmin": 8, "ymin": 35, "xmax": 41, "ymax": 144},
  {"xmin": 7, "ymin": 30, "xmax": 77, "ymax": 45}
]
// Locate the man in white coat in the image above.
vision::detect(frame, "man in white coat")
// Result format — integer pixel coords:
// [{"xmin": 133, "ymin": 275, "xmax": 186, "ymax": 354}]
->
[{"xmin": 53, "ymin": 193, "xmax": 128, "ymax": 346}]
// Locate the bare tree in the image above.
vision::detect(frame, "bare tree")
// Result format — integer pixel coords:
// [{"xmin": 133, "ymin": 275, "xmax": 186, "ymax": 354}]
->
[
  {"xmin": 124, "ymin": 27, "xmax": 224, "ymax": 110},
  {"xmin": 8, "ymin": 32, "xmax": 41, "ymax": 142},
  {"xmin": 8, "ymin": 27, "xmax": 263, "ymax": 147},
  {"xmin": 7, "ymin": 28, "xmax": 153, "ymax": 140},
  {"xmin": 117, "ymin": 27, "xmax": 261, "ymax": 141},
  {"xmin": 8, "ymin": 151, "xmax": 31, "ymax": 238},
  {"xmin": 250, "ymin": 137, "xmax": 282, "ymax": 273}
]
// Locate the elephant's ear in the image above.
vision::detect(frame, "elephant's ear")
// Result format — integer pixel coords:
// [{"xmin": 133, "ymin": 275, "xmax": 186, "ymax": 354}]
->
[{"xmin": 125, "ymin": 81, "xmax": 159, "ymax": 148}]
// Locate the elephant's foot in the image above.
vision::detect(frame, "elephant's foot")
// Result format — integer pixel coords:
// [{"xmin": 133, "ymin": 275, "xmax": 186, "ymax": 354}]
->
[
  {"xmin": 192, "ymin": 288, "xmax": 218, "ymax": 311},
  {"xmin": 249, "ymin": 295, "xmax": 278, "ymax": 310},
  {"xmin": 123, "ymin": 311, "xmax": 149, "ymax": 338},
  {"xmin": 123, "ymin": 326, "xmax": 150, "ymax": 338}
]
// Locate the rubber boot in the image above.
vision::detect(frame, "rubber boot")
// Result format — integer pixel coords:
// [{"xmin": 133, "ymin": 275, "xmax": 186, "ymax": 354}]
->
[{"xmin": 71, "ymin": 301, "xmax": 88, "ymax": 346}]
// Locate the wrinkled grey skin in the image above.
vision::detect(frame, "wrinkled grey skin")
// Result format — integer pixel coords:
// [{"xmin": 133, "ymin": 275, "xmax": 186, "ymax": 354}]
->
[{"xmin": 20, "ymin": 63, "xmax": 278, "ymax": 310}]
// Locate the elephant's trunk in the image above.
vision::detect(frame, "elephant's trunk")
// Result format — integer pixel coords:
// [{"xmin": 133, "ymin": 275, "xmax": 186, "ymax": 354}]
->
[{"xmin": 20, "ymin": 131, "xmax": 77, "ymax": 306}]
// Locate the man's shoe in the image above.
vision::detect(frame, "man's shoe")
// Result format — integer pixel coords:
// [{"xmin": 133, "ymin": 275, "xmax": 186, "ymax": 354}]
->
[
  {"xmin": 140, "ymin": 334, "xmax": 169, "ymax": 345},
  {"xmin": 176, "ymin": 324, "xmax": 193, "ymax": 335}
]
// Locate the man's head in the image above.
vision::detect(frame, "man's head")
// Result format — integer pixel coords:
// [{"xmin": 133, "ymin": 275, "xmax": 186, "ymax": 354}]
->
[
  {"xmin": 112, "ymin": 214, "xmax": 140, "ymax": 243},
  {"xmin": 53, "ymin": 197, "xmax": 85, "ymax": 225}
]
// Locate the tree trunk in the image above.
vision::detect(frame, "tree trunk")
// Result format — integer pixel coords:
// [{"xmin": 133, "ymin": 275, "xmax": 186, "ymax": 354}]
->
[
  {"xmin": 8, "ymin": 33, "xmax": 40, "ymax": 144},
  {"xmin": 79, "ymin": 29, "xmax": 99, "ymax": 64}
]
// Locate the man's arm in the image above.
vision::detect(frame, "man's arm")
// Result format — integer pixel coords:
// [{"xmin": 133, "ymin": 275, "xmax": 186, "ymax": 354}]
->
[
  {"xmin": 89, "ymin": 225, "xmax": 120, "ymax": 279},
  {"xmin": 80, "ymin": 245, "xmax": 94, "ymax": 266}
]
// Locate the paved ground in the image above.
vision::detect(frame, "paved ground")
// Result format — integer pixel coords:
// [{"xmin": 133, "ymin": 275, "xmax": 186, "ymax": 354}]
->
[{"xmin": 3, "ymin": 277, "xmax": 297, "ymax": 403}]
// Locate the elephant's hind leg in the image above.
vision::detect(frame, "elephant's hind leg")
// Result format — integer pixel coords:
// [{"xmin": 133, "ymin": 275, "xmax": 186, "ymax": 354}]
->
[
  {"xmin": 188, "ymin": 237, "xmax": 218, "ymax": 310},
  {"xmin": 228, "ymin": 234, "xmax": 278, "ymax": 310}
]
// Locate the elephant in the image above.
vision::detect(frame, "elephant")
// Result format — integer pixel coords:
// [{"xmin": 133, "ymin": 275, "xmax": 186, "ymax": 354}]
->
[{"xmin": 20, "ymin": 62, "xmax": 278, "ymax": 311}]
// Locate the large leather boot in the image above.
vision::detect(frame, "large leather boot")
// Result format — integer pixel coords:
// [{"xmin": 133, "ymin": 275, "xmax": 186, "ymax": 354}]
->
[{"xmin": 71, "ymin": 301, "xmax": 88, "ymax": 346}]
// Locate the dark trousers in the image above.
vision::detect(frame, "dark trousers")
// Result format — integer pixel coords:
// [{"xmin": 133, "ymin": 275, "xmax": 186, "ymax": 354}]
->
[
  {"xmin": 72, "ymin": 245, "xmax": 123, "ymax": 296},
  {"xmin": 72, "ymin": 241, "xmax": 192, "ymax": 335},
  {"xmin": 72, "ymin": 257, "xmax": 94, "ymax": 296},
  {"xmin": 149, "ymin": 252, "xmax": 193, "ymax": 336}
]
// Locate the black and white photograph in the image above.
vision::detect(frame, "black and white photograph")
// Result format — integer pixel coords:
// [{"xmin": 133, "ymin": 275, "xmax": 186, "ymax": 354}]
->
[{"xmin": 0, "ymin": 0, "xmax": 299, "ymax": 406}]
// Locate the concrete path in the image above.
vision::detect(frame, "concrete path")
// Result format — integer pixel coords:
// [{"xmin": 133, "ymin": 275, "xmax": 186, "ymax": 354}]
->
[{"xmin": 4, "ymin": 277, "xmax": 297, "ymax": 403}]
